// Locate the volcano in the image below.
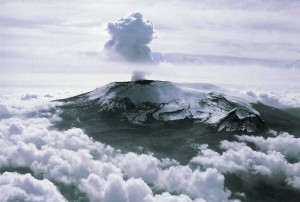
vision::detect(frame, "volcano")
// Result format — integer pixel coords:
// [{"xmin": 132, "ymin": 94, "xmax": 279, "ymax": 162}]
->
[{"xmin": 58, "ymin": 80, "xmax": 267, "ymax": 133}]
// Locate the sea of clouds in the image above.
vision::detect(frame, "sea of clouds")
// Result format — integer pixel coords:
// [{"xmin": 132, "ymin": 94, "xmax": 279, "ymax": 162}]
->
[
  {"xmin": 0, "ymin": 90, "xmax": 236, "ymax": 202},
  {"xmin": 0, "ymin": 84, "xmax": 300, "ymax": 202},
  {"xmin": 192, "ymin": 132, "xmax": 300, "ymax": 190}
]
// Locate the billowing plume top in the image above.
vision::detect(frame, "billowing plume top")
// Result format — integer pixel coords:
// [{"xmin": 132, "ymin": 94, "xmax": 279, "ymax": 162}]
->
[
  {"xmin": 105, "ymin": 12, "xmax": 154, "ymax": 62},
  {"xmin": 108, "ymin": 12, "xmax": 153, "ymax": 45}
]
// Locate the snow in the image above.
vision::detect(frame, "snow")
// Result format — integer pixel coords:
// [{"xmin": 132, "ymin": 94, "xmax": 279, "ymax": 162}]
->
[
  {"xmin": 236, "ymin": 109, "xmax": 254, "ymax": 119},
  {"xmin": 89, "ymin": 81, "xmax": 257, "ymax": 106},
  {"xmin": 86, "ymin": 81, "xmax": 261, "ymax": 126}
]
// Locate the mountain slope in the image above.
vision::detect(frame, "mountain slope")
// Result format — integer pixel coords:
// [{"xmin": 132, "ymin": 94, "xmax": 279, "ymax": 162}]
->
[{"xmin": 58, "ymin": 80, "xmax": 266, "ymax": 133}]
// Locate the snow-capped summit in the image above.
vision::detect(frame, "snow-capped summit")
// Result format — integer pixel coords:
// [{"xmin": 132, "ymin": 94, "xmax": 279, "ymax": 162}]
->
[{"xmin": 60, "ymin": 80, "xmax": 266, "ymax": 133}]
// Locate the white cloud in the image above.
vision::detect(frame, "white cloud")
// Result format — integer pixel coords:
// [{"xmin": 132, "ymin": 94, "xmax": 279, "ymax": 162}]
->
[
  {"xmin": 145, "ymin": 192, "xmax": 205, "ymax": 202},
  {"xmin": 237, "ymin": 133, "xmax": 300, "ymax": 161},
  {"xmin": 125, "ymin": 177, "xmax": 153, "ymax": 202},
  {"xmin": 102, "ymin": 174, "xmax": 128, "ymax": 202},
  {"xmin": 0, "ymin": 104, "xmax": 11, "ymax": 119},
  {"xmin": 287, "ymin": 176, "xmax": 300, "ymax": 189},
  {"xmin": 156, "ymin": 167, "xmax": 230, "ymax": 202},
  {"xmin": 112, "ymin": 153, "xmax": 232, "ymax": 201},
  {"xmin": 0, "ymin": 97, "xmax": 235, "ymax": 202},
  {"xmin": 7, "ymin": 121, "xmax": 24, "ymax": 135},
  {"xmin": 191, "ymin": 133, "xmax": 300, "ymax": 190},
  {"xmin": 0, "ymin": 172, "xmax": 66, "ymax": 202},
  {"xmin": 21, "ymin": 93, "xmax": 38, "ymax": 100},
  {"xmin": 102, "ymin": 174, "xmax": 153, "ymax": 202},
  {"xmin": 246, "ymin": 91, "xmax": 289, "ymax": 108},
  {"xmin": 2, "ymin": 84, "xmax": 300, "ymax": 201},
  {"xmin": 1, "ymin": 79, "xmax": 300, "ymax": 201},
  {"xmin": 105, "ymin": 12, "xmax": 153, "ymax": 62},
  {"xmin": 113, "ymin": 153, "xmax": 160, "ymax": 184}
]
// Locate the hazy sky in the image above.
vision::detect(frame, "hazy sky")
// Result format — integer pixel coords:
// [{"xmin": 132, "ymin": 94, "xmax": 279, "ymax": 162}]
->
[{"xmin": 0, "ymin": 0, "xmax": 300, "ymax": 88}]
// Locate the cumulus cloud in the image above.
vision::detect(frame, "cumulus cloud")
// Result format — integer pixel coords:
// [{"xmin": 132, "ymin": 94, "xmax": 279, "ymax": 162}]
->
[
  {"xmin": 7, "ymin": 122, "xmax": 24, "ymax": 135},
  {"xmin": 2, "ymin": 85, "xmax": 300, "ymax": 201},
  {"xmin": 245, "ymin": 90, "xmax": 300, "ymax": 108},
  {"xmin": 0, "ymin": 104, "xmax": 11, "ymax": 119},
  {"xmin": 0, "ymin": 172, "xmax": 66, "ymax": 202},
  {"xmin": 258, "ymin": 93, "xmax": 286, "ymax": 108},
  {"xmin": 111, "ymin": 152, "xmax": 232, "ymax": 202},
  {"xmin": 105, "ymin": 12, "xmax": 154, "ymax": 62},
  {"xmin": 0, "ymin": 96, "xmax": 235, "ymax": 202},
  {"xmin": 157, "ymin": 167, "xmax": 230, "ymax": 202},
  {"xmin": 191, "ymin": 133, "xmax": 300, "ymax": 190},
  {"xmin": 102, "ymin": 174, "xmax": 153, "ymax": 202},
  {"xmin": 21, "ymin": 93, "xmax": 38, "ymax": 100},
  {"xmin": 237, "ymin": 132, "xmax": 300, "ymax": 161}
]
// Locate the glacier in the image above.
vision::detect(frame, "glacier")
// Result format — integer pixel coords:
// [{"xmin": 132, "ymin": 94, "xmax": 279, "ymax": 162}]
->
[{"xmin": 58, "ymin": 80, "xmax": 266, "ymax": 133}]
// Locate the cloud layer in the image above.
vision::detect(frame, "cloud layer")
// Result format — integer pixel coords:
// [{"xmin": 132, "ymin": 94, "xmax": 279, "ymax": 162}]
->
[
  {"xmin": 1, "ymin": 81, "xmax": 300, "ymax": 201},
  {"xmin": 0, "ymin": 93, "xmax": 234, "ymax": 202},
  {"xmin": 0, "ymin": 172, "xmax": 66, "ymax": 202},
  {"xmin": 105, "ymin": 12, "xmax": 153, "ymax": 62},
  {"xmin": 192, "ymin": 132, "xmax": 300, "ymax": 190}
]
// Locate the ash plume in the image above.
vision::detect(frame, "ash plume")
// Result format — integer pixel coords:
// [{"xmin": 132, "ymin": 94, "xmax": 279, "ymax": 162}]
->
[{"xmin": 105, "ymin": 12, "xmax": 154, "ymax": 62}]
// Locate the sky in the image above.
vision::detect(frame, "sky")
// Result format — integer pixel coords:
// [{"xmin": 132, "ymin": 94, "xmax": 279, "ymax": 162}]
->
[{"xmin": 0, "ymin": 0, "xmax": 300, "ymax": 103}]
